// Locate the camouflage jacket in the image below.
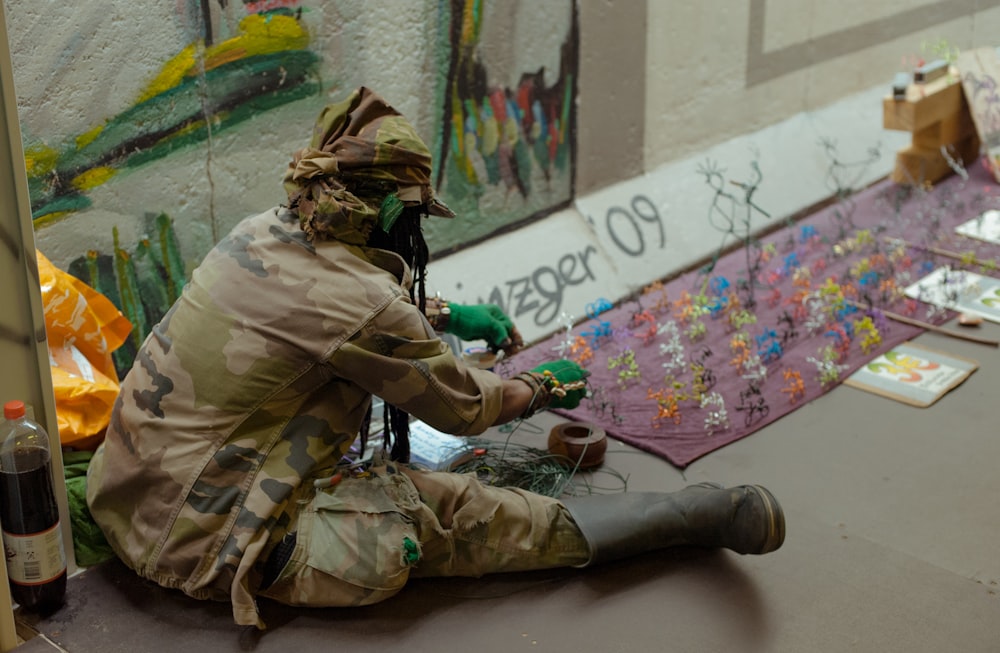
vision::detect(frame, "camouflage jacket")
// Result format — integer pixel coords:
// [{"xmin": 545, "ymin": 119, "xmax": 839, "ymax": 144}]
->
[{"xmin": 86, "ymin": 207, "xmax": 502, "ymax": 627}]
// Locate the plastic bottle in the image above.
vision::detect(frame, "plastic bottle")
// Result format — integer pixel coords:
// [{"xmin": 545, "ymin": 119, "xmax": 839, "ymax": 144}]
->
[{"xmin": 0, "ymin": 400, "xmax": 66, "ymax": 614}]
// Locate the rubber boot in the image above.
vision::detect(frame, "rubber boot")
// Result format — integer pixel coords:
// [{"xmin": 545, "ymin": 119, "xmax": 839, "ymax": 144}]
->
[{"xmin": 560, "ymin": 483, "xmax": 785, "ymax": 565}]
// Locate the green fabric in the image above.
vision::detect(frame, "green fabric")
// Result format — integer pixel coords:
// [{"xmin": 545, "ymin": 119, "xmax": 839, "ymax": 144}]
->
[
  {"xmin": 446, "ymin": 304, "xmax": 514, "ymax": 349},
  {"xmin": 379, "ymin": 193, "xmax": 405, "ymax": 232},
  {"xmin": 530, "ymin": 359, "xmax": 589, "ymax": 409},
  {"xmin": 63, "ymin": 450, "xmax": 115, "ymax": 567}
]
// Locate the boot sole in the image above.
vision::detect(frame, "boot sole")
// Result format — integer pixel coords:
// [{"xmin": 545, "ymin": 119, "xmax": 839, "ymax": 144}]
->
[{"xmin": 748, "ymin": 484, "xmax": 785, "ymax": 554}]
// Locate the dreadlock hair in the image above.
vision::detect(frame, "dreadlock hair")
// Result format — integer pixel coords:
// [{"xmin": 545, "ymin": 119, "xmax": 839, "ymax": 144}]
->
[
  {"xmin": 367, "ymin": 204, "xmax": 431, "ymax": 309},
  {"xmin": 358, "ymin": 203, "xmax": 432, "ymax": 463}
]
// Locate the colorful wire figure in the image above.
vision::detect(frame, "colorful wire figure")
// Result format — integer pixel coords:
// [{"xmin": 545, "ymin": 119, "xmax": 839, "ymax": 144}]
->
[
  {"xmin": 631, "ymin": 309, "xmax": 659, "ymax": 345},
  {"xmin": 686, "ymin": 319, "xmax": 708, "ymax": 342},
  {"xmin": 550, "ymin": 311, "xmax": 577, "ymax": 357},
  {"xmin": 568, "ymin": 335, "xmax": 594, "ymax": 367},
  {"xmin": 658, "ymin": 321, "xmax": 687, "ymax": 374},
  {"xmin": 608, "ymin": 348, "xmax": 641, "ymax": 388},
  {"xmin": 709, "ymin": 276, "xmax": 731, "ymax": 296},
  {"xmin": 825, "ymin": 323, "xmax": 852, "ymax": 362},
  {"xmin": 585, "ymin": 298, "xmax": 613, "ymax": 320},
  {"xmin": 784, "ymin": 288, "xmax": 811, "ymax": 322},
  {"xmin": 810, "ymin": 256, "xmax": 828, "ymax": 275},
  {"xmin": 801, "ymin": 290, "xmax": 832, "ymax": 335},
  {"xmin": 580, "ymin": 319, "xmax": 613, "ymax": 348},
  {"xmin": 854, "ymin": 315, "xmax": 882, "ymax": 354},
  {"xmin": 807, "ymin": 345, "xmax": 849, "ymax": 387},
  {"xmin": 729, "ymin": 333, "xmax": 752, "ymax": 372},
  {"xmin": 647, "ymin": 387, "xmax": 683, "ymax": 427},
  {"xmin": 741, "ymin": 353, "xmax": 768, "ymax": 384},
  {"xmin": 780, "ymin": 368, "xmax": 806, "ymax": 404},
  {"xmin": 755, "ymin": 328, "xmax": 783, "ymax": 363},
  {"xmin": 729, "ymin": 308, "xmax": 757, "ymax": 331},
  {"xmin": 792, "ymin": 266, "xmax": 812, "ymax": 289},
  {"xmin": 719, "ymin": 291, "xmax": 743, "ymax": 326},
  {"xmin": 673, "ymin": 290, "xmax": 709, "ymax": 325},
  {"xmin": 765, "ymin": 287, "xmax": 783, "ymax": 308},
  {"xmin": 701, "ymin": 391, "xmax": 730, "ymax": 436},
  {"xmin": 735, "ymin": 381, "xmax": 770, "ymax": 427}
]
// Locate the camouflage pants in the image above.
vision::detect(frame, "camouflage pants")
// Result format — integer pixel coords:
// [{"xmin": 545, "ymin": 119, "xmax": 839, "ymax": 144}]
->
[{"xmin": 257, "ymin": 463, "xmax": 590, "ymax": 608}]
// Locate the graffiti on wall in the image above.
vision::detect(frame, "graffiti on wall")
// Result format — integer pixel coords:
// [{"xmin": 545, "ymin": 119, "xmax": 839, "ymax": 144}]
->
[
  {"xmin": 12, "ymin": 0, "xmax": 578, "ymax": 370},
  {"xmin": 24, "ymin": 4, "xmax": 319, "ymax": 227},
  {"xmin": 474, "ymin": 194, "xmax": 664, "ymax": 330},
  {"xmin": 21, "ymin": 0, "xmax": 577, "ymax": 238},
  {"xmin": 425, "ymin": 0, "xmax": 579, "ymax": 254}
]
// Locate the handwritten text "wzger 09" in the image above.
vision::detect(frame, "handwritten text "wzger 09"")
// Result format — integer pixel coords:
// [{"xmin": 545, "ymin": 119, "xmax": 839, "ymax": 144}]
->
[{"xmin": 478, "ymin": 194, "xmax": 665, "ymax": 327}]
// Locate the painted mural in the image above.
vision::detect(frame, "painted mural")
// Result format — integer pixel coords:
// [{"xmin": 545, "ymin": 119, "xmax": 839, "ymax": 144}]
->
[
  {"xmin": 23, "ymin": 8, "xmax": 319, "ymax": 227},
  {"xmin": 424, "ymin": 0, "xmax": 578, "ymax": 253},
  {"xmin": 7, "ymin": 0, "xmax": 578, "ymax": 373}
]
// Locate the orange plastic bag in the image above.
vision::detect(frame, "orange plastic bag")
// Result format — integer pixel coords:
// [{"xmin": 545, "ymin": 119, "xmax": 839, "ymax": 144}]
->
[{"xmin": 37, "ymin": 251, "xmax": 132, "ymax": 450}]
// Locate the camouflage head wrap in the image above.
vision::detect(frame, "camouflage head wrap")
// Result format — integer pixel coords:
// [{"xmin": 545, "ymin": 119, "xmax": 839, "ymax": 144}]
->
[{"xmin": 283, "ymin": 86, "xmax": 455, "ymax": 244}]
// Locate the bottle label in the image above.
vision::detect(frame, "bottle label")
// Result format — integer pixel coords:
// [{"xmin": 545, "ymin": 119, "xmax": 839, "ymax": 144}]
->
[{"xmin": 2, "ymin": 522, "xmax": 67, "ymax": 585}]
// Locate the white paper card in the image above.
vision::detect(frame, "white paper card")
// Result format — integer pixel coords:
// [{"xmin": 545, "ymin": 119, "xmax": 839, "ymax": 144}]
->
[
  {"xmin": 904, "ymin": 266, "xmax": 1000, "ymax": 324},
  {"xmin": 955, "ymin": 210, "xmax": 1000, "ymax": 245}
]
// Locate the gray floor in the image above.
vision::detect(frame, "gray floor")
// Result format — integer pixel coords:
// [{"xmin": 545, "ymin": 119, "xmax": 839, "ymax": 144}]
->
[{"xmin": 15, "ymin": 318, "xmax": 1000, "ymax": 653}]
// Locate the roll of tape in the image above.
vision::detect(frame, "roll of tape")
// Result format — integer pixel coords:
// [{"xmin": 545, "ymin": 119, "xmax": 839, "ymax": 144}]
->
[{"xmin": 547, "ymin": 422, "xmax": 607, "ymax": 469}]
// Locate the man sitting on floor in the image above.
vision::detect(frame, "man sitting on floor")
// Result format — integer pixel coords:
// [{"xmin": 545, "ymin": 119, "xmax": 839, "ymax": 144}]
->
[{"xmin": 86, "ymin": 86, "xmax": 785, "ymax": 630}]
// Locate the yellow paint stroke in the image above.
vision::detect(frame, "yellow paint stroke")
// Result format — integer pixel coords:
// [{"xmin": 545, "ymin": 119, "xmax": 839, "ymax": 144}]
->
[
  {"xmin": 204, "ymin": 14, "xmax": 309, "ymax": 69},
  {"xmin": 137, "ymin": 43, "xmax": 199, "ymax": 105},
  {"xmin": 33, "ymin": 211, "xmax": 73, "ymax": 229},
  {"xmin": 72, "ymin": 166, "xmax": 117, "ymax": 191},
  {"xmin": 135, "ymin": 14, "xmax": 309, "ymax": 105},
  {"xmin": 172, "ymin": 117, "xmax": 210, "ymax": 138},
  {"xmin": 76, "ymin": 123, "xmax": 105, "ymax": 149},
  {"xmin": 24, "ymin": 143, "xmax": 58, "ymax": 177},
  {"xmin": 460, "ymin": 0, "xmax": 480, "ymax": 44}
]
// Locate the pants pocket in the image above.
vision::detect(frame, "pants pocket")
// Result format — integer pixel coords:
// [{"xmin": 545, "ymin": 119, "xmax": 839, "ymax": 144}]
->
[{"xmin": 260, "ymin": 472, "xmax": 420, "ymax": 608}]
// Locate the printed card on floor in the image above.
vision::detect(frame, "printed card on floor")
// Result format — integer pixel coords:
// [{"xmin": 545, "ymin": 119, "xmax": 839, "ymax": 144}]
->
[
  {"xmin": 904, "ymin": 266, "xmax": 1000, "ymax": 324},
  {"xmin": 955, "ymin": 210, "xmax": 1000, "ymax": 245},
  {"xmin": 844, "ymin": 341, "xmax": 978, "ymax": 407}
]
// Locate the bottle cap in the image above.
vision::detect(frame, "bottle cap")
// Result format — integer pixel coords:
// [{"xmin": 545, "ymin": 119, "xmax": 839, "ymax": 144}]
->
[{"xmin": 4, "ymin": 400, "xmax": 26, "ymax": 420}]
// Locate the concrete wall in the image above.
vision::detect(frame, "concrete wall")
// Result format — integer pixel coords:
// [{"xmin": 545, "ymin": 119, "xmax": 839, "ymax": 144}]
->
[
  {"xmin": 4, "ymin": 0, "xmax": 1000, "ymax": 346},
  {"xmin": 644, "ymin": 1, "xmax": 1000, "ymax": 169},
  {"xmin": 6, "ymin": 0, "xmax": 580, "ymax": 265}
]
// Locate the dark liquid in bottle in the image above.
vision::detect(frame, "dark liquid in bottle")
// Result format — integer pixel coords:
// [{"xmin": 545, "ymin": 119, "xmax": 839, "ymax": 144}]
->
[{"xmin": 0, "ymin": 446, "xmax": 66, "ymax": 614}]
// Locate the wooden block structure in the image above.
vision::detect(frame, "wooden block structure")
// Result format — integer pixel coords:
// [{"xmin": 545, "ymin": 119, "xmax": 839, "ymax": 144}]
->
[{"xmin": 883, "ymin": 73, "xmax": 980, "ymax": 185}]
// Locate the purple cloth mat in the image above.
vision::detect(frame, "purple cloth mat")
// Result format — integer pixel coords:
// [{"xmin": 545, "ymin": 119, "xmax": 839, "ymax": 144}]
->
[{"xmin": 504, "ymin": 164, "xmax": 999, "ymax": 468}]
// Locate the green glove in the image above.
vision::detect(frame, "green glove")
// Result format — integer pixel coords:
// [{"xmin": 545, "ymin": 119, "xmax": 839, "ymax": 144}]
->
[
  {"xmin": 530, "ymin": 359, "xmax": 589, "ymax": 409},
  {"xmin": 446, "ymin": 303, "xmax": 523, "ymax": 353}
]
